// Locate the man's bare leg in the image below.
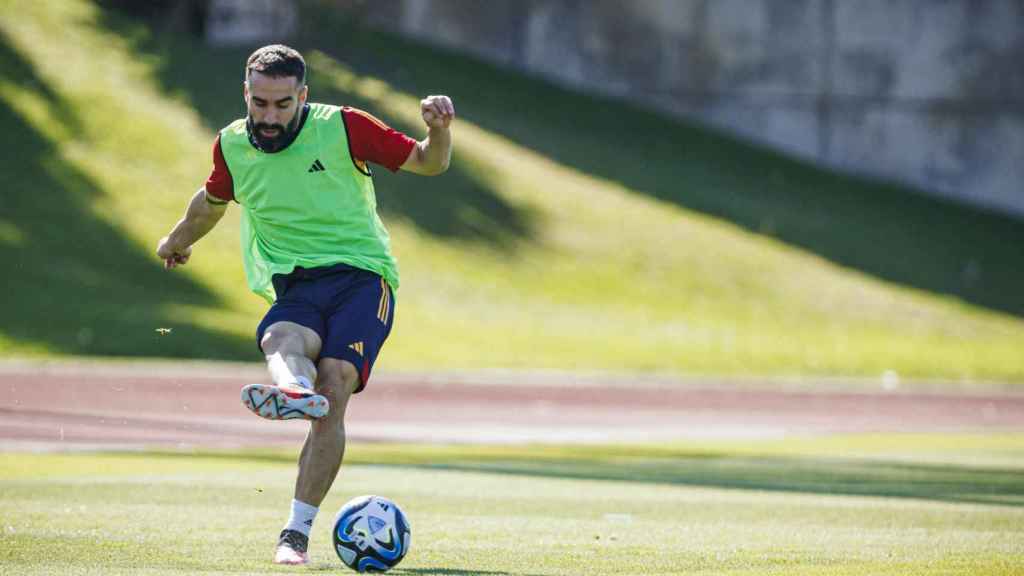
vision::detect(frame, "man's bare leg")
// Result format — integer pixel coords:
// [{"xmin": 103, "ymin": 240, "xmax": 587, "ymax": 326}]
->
[
  {"xmin": 273, "ymin": 358, "xmax": 358, "ymax": 565},
  {"xmin": 261, "ymin": 321, "xmax": 321, "ymax": 389},
  {"xmin": 295, "ymin": 358, "xmax": 359, "ymax": 506},
  {"xmin": 242, "ymin": 321, "xmax": 328, "ymax": 421}
]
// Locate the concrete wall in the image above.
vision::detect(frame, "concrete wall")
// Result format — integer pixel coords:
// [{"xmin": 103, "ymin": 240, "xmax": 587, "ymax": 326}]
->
[
  {"xmin": 206, "ymin": 0, "xmax": 297, "ymax": 45},
  {"xmin": 356, "ymin": 0, "xmax": 1024, "ymax": 216}
]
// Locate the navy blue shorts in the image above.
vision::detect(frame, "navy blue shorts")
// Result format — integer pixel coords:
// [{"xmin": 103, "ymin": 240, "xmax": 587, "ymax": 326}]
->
[{"xmin": 256, "ymin": 263, "xmax": 395, "ymax": 393}]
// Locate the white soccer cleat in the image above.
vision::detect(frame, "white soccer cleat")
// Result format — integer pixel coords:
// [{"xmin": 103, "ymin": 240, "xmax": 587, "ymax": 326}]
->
[
  {"xmin": 274, "ymin": 529, "xmax": 310, "ymax": 565},
  {"xmin": 241, "ymin": 383, "xmax": 329, "ymax": 421}
]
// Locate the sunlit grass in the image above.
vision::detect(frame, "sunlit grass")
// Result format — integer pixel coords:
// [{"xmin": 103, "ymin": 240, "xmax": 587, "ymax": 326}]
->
[
  {"xmin": 1, "ymin": 439, "xmax": 1022, "ymax": 575},
  {"xmin": 1, "ymin": 0, "xmax": 1022, "ymax": 380}
]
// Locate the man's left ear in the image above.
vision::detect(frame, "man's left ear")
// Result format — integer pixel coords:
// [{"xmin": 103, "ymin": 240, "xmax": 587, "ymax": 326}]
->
[{"xmin": 299, "ymin": 85, "xmax": 309, "ymax": 104}]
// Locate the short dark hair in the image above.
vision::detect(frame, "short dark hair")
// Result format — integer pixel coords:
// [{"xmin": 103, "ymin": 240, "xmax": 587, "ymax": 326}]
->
[{"xmin": 245, "ymin": 44, "xmax": 306, "ymax": 85}]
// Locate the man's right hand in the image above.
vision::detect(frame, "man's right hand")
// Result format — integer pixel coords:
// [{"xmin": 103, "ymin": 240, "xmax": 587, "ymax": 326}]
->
[{"xmin": 157, "ymin": 236, "xmax": 192, "ymax": 269}]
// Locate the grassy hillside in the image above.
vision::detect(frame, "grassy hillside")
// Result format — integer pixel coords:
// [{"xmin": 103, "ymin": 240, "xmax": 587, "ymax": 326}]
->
[{"xmin": 1, "ymin": 0, "xmax": 1023, "ymax": 380}]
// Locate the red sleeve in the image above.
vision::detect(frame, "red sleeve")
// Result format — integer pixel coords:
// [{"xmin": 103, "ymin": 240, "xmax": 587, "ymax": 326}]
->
[
  {"xmin": 204, "ymin": 135, "xmax": 235, "ymax": 202},
  {"xmin": 342, "ymin": 107, "xmax": 417, "ymax": 173}
]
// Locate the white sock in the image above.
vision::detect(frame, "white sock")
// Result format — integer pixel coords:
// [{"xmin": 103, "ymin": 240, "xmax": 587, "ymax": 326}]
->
[
  {"xmin": 267, "ymin": 353, "xmax": 313, "ymax": 390},
  {"xmin": 294, "ymin": 375, "xmax": 313, "ymax": 390},
  {"xmin": 284, "ymin": 499, "xmax": 319, "ymax": 537}
]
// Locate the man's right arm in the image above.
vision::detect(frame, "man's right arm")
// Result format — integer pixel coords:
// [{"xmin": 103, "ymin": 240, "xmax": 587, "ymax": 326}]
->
[{"xmin": 156, "ymin": 188, "xmax": 227, "ymax": 269}]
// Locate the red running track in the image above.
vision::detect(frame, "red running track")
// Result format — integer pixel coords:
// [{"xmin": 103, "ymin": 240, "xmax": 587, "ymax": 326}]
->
[{"xmin": 1, "ymin": 361, "xmax": 1022, "ymax": 450}]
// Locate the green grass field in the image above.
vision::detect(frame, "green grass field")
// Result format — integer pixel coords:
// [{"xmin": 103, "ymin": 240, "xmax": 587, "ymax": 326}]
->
[
  {"xmin": 2, "ymin": 435, "xmax": 1023, "ymax": 575},
  {"xmin": 1, "ymin": 0, "xmax": 1023, "ymax": 380}
]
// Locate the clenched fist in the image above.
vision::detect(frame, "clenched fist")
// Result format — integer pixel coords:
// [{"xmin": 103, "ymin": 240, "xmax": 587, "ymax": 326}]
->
[{"xmin": 421, "ymin": 95, "xmax": 454, "ymax": 130}]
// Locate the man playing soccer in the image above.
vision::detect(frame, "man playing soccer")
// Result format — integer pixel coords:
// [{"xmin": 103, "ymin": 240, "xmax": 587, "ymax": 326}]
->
[{"xmin": 156, "ymin": 44, "xmax": 453, "ymax": 565}]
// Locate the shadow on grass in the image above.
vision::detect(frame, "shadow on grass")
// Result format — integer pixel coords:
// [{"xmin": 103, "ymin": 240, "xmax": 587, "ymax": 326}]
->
[
  {"xmin": 92, "ymin": 4, "xmax": 537, "ymax": 251},
  {"xmin": 0, "ymin": 30, "xmax": 253, "ymax": 359},
  {"xmin": 304, "ymin": 18, "xmax": 1024, "ymax": 319},
  {"xmin": 405, "ymin": 456, "xmax": 1024, "ymax": 508},
  {"xmin": 389, "ymin": 565, "xmax": 544, "ymax": 569},
  {"xmin": 133, "ymin": 447, "xmax": 1024, "ymax": 508}
]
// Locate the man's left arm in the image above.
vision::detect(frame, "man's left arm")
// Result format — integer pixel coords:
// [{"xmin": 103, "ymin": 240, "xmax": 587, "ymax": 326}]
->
[{"xmin": 399, "ymin": 95, "xmax": 454, "ymax": 176}]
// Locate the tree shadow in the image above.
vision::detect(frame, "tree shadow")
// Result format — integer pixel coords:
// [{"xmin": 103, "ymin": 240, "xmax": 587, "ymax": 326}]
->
[
  {"xmin": 391, "ymin": 565, "xmax": 544, "ymax": 569},
  {"xmin": 92, "ymin": 4, "xmax": 537, "ymax": 251},
  {"xmin": 134, "ymin": 446, "xmax": 1024, "ymax": 508},
  {"xmin": 314, "ymin": 21, "xmax": 1024, "ymax": 319},
  {"xmin": 308, "ymin": 565, "xmax": 541, "ymax": 575},
  {"xmin": 0, "ymin": 30, "xmax": 252, "ymax": 359},
  {"xmin": 402, "ymin": 454, "xmax": 1024, "ymax": 508}
]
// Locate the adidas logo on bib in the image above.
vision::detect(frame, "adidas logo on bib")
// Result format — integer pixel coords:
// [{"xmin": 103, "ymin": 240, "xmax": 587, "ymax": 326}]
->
[{"xmin": 307, "ymin": 159, "xmax": 325, "ymax": 173}]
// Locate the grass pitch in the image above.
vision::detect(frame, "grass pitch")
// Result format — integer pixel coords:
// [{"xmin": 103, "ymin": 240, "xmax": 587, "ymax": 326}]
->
[{"xmin": 2, "ymin": 435, "xmax": 1022, "ymax": 575}]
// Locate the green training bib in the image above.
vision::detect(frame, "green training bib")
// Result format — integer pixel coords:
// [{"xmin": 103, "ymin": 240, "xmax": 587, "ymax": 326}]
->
[{"xmin": 219, "ymin": 103, "xmax": 399, "ymax": 303}]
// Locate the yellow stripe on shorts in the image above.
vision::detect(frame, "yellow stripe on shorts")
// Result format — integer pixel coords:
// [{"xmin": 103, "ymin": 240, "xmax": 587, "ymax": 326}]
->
[{"xmin": 378, "ymin": 278, "xmax": 390, "ymax": 323}]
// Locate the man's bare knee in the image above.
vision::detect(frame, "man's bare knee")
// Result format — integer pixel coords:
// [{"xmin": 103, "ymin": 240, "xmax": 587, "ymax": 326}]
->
[
  {"xmin": 261, "ymin": 330, "xmax": 296, "ymax": 354},
  {"xmin": 316, "ymin": 359, "xmax": 360, "ymax": 401},
  {"xmin": 261, "ymin": 322, "xmax": 319, "ymax": 357},
  {"xmin": 339, "ymin": 361, "xmax": 360, "ymax": 394}
]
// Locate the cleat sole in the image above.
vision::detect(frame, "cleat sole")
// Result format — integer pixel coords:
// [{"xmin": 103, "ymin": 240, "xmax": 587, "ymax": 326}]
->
[{"xmin": 241, "ymin": 384, "xmax": 329, "ymax": 421}]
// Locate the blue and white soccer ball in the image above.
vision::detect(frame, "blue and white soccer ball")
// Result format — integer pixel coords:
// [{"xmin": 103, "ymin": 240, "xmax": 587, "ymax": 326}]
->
[{"xmin": 333, "ymin": 495, "xmax": 411, "ymax": 573}]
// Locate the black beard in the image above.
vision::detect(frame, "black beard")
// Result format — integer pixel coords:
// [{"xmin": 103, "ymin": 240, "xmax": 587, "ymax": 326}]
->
[{"xmin": 247, "ymin": 110, "xmax": 303, "ymax": 153}]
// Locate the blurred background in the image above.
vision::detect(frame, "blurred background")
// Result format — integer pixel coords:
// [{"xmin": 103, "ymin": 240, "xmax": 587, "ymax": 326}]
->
[{"xmin": 2, "ymin": 0, "xmax": 1022, "ymax": 382}]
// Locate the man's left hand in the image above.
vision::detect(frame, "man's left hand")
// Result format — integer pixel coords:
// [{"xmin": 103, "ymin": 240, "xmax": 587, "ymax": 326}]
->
[{"xmin": 421, "ymin": 95, "xmax": 454, "ymax": 130}]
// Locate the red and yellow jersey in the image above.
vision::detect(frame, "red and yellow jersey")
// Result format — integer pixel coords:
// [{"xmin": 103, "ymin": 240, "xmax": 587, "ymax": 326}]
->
[{"xmin": 205, "ymin": 106, "xmax": 416, "ymax": 202}]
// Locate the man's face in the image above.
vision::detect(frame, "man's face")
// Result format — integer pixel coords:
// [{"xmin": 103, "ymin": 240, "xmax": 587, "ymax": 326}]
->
[{"xmin": 244, "ymin": 71, "xmax": 308, "ymax": 152}]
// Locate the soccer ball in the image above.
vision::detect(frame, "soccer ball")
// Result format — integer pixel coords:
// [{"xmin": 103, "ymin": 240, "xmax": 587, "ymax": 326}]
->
[{"xmin": 333, "ymin": 495, "xmax": 411, "ymax": 572}]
